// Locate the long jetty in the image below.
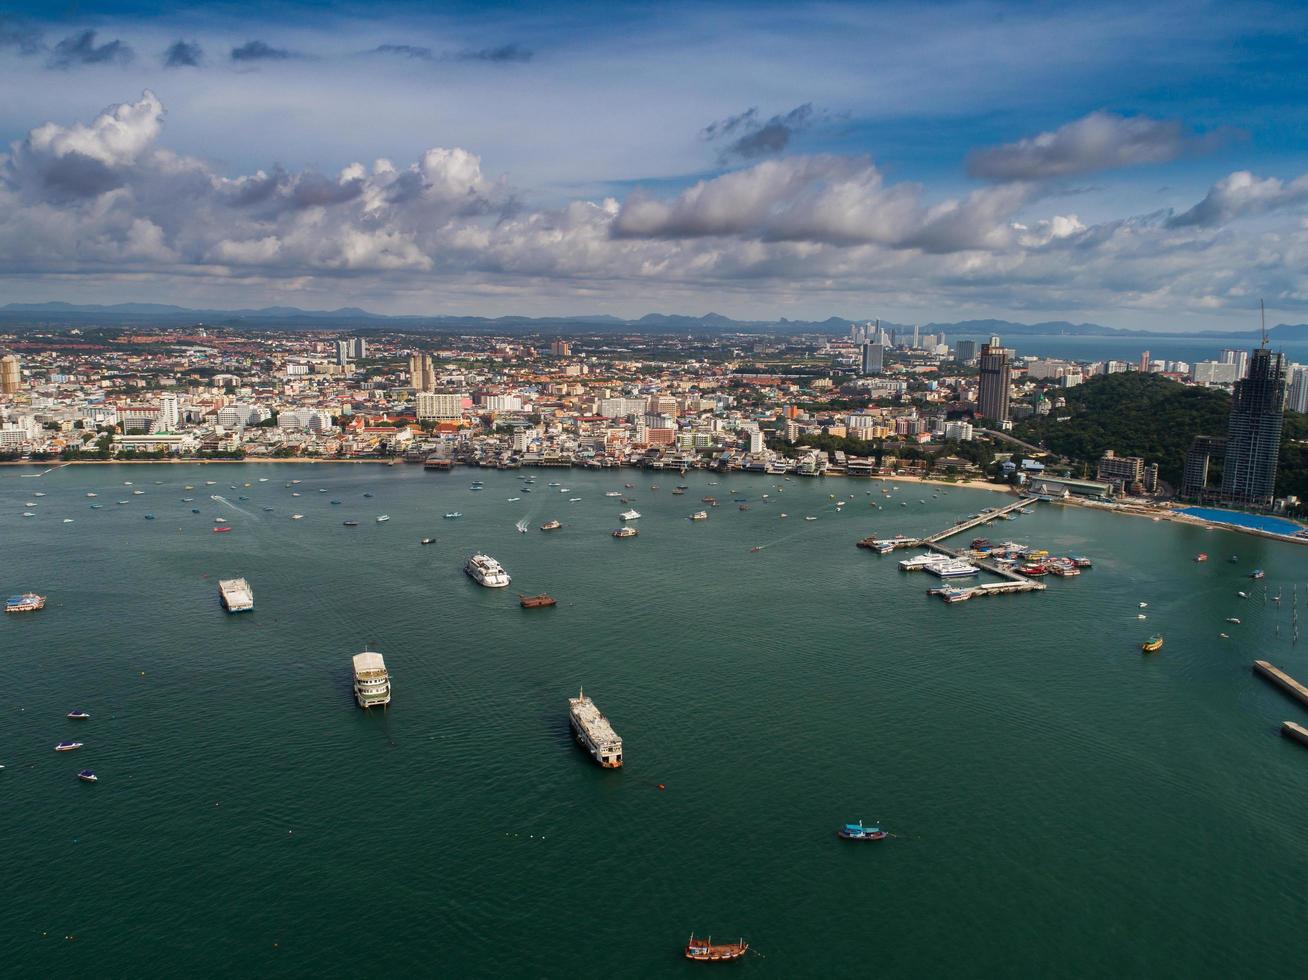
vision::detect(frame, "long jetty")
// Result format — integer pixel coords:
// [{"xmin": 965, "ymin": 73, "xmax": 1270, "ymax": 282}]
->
[
  {"xmin": 860, "ymin": 496, "xmax": 1046, "ymax": 600},
  {"xmin": 1253, "ymin": 660, "xmax": 1308, "ymax": 709}
]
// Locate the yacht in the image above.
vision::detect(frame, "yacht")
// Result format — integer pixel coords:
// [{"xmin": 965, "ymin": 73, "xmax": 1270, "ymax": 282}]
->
[
  {"xmin": 352, "ymin": 650, "xmax": 392, "ymax": 709},
  {"xmin": 690, "ymin": 511, "xmax": 708, "ymax": 521},
  {"xmin": 464, "ymin": 554, "xmax": 511, "ymax": 587},
  {"xmin": 515, "ymin": 519, "xmax": 529, "ymax": 534},
  {"xmin": 54, "ymin": 741, "xmax": 83, "ymax": 752},
  {"xmin": 619, "ymin": 509, "xmax": 641, "ymax": 521},
  {"xmin": 291, "ymin": 514, "xmax": 304, "ymax": 520}
]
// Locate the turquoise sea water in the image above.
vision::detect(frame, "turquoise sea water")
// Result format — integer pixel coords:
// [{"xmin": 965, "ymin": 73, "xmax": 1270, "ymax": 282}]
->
[{"xmin": 4, "ymin": 463, "xmax": 1308, "ymax": 978}]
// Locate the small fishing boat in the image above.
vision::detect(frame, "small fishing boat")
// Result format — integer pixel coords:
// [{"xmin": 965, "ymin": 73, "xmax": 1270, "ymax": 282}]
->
[
  {"xmin": 144, "ymin": 513, "xmax": 155, "ymax": 520},
  {"xmin": 1226, "ymin": 617, "xmax": 1241, "ymax": 624},
  {"xmin": 54, "ymin": 741, "xmax": 83, "ymax": 752},
  {"xmin": 90, "ymin": 504, "xmax": 102, "ymax": 509},
  {"xmin": 1137, "ymin": 614, "xmax": 1147, "ymax": 620},
  {"xmin": 344, "ymin": 521, "xmax": 359, "ymax": 527},
  {"xmin": 519, "ymin": 594, "xmax": 557, "ymax": 608},
  {"xmin": 290, "ymin": 514, "xmax": 304, "ymax": 520},
  {"xmin": 612, "ymin": 526, "xmax": 638, "ymax": 538},
  {"xmin": 684, "ymin": 936, "xmax": 749, "ymax": 962},
  {"xmin": 1229, "ymin": 555, "xmax": 1239, "ymax": 563},
  {"xmin": 363, "ymin": 492, "xmax": 374, "ymax": 498},
  {"xmin": 1237, "ymin": 591, "xmax": 1248, "ymax": 599},
  {"xmin": 213, "ymin": 526, "xmax": 231, "ymax": 533},
  {"xmin": 67, "ymin": 710, "xmax": 90, "ymax": 720},
  {"xmin": 750, "ymin": 546, "xmax": 763, "ymax": 553},
  {"xmin": 331, "ymin": 500, "xmax": 342, "ymax": 505},
  {"xmin": 86, "ymin": 493, "xmax": 97, "ymax": 497},
  {"xmin": 62, "ymin": 518, "xmax": 74, "ymax": 524},
  {"xmin": 1139, "ymin": 602, "xmax": 1148, "ymax": 609},
  {"xmin": 1195, "ymin": 553, "xmax": 1208, "ymax": 562},
  {"xmin": 605, "ymin": 491, "xmax": 622, "ymax": 497},
  {"xmin": 77, "ymin": 770, "xmax": 98, "ymax": 783},
  {"xmin": 690, "ymin": 511, "xmax": 708, "ymax": 521},
  {"xmin": 376, "ymin": 515, "xmax": 390, "ymax": 523},
  {"xmin": 444, "ymin": 512, "xmax": 462, "ymax": 519},
  {"xmin": 1141, "ymin": 635, "xmax": 1164, "ymax": 653},
  {"xmin": 540, "ymin": 519, "xmax": 562, "ymax": 531},
  {"xmin": 804, "ymin": 516, "xmax": 818, "ymax": 521},
  {"xmin": 1251, "ymin": 569, "xmax": 1265, "ymax": 580},
  {"xmin": 837, "ymin": 819, "xmax": 888, "ymax": 841},
  {"xmin": 420, "ymin": 537, "xmax": 436, "ymax": 545},
  {"xmin": 192, "ymin": 508, "xmax": 201, "ymax": 514},
  {"xmin": 1220, "ymin": 632, "xmax": 1230, "ymax": 638},
  {"xmin": 625, "ymin": 483, "xmax": 635, "ymax": 488}
]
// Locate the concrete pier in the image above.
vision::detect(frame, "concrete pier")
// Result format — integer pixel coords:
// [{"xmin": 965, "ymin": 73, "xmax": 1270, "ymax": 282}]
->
[
  {"xmin": 1281, "ymin": 721, "xmax": 1308, "ymax": 748},
  {"xmin": 1253, "ymin": 660, "xmax": 1308, "ymax": 709}
]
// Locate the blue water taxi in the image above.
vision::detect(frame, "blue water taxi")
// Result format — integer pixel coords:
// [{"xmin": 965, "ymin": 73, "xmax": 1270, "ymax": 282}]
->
[{"xmin": 77, "ymin": 770, "xmax": 97, "ymax": 782}]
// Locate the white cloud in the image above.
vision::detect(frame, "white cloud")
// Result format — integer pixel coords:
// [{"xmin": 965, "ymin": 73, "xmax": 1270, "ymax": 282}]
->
[{"xmin": 1168, "ymin": 169, "xmax": 1308, "ymax": 227}]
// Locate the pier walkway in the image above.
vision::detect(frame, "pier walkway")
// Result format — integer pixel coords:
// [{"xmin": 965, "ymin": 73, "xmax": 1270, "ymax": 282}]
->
[{"xmin": 860, "ymin": 496, "xmax": 1047, "ymax": 600}]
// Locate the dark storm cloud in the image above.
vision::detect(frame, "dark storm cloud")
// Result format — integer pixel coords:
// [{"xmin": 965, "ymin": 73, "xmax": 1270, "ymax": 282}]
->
[
  {"xmin": 48, "ymin": 30, "xmax": 133, "ymax": 69},
  {"xmin": 231, "ymin": 40, "xmax": 295, "ymax": 62},
  {"xmin": 702, "ymin": 104, "xmax": 825, "ymax": 164},
  {"xmin": 289, "ymin": 173, "xmax": 365, "ymax": 209},
  {"xmin": 38, "ymin": 151, "xmax": 124, "ymax": 201},
  {"xmin": 163, "ymin": 40, "xmax": 203, "ymax": 68}
]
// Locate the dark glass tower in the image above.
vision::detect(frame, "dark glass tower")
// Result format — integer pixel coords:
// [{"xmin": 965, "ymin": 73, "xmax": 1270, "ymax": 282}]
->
[
  {"xmin": 977, "ymin": 339, "xmax": 1011, "ymax": 422},
  {"xmin": 1220, "ymin": 347, "xmax": 1285, "ymax": 508}
]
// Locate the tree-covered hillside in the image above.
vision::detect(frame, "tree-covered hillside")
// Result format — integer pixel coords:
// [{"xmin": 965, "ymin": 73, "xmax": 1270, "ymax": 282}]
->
[{"xmin": 1014, "ymin": 373, "xmax": 1229, "ymax": 487}]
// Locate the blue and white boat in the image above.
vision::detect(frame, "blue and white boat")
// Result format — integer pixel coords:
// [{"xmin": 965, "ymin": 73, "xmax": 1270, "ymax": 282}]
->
[
  {"xmin": 77, "ymin": 770, "xmax": 97, "ymax": 782},
  {"xmin": 67, "ymin": 710, "xmax": 90, "ymax": 720},
  {"xmin": 837, "ymin": 819, "xmax": 888, "ymax": 841},
  {"xmin": 54, "ymin": 741, "xmax": 83, "ymax": 752}
]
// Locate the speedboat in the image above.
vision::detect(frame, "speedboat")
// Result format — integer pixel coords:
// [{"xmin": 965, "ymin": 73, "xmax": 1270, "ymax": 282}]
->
[
  {"xmin": 144, "ymin": 514, "xmax": 155, "ymax": 520},
  {"xmin": 1195, "ymin": 553, "xmax": 1208, "ymax": 562},
  {"xmin": 363, "ymin": 492, "xmax": 374, "ymax": 498},
  {"xmin": 444, "ymin": 512, "xmax": 462, "ymax": 519},
  {"xmin": 54, "ymin": 741, "xmax": 83, "ymax": 752},
  {"xmin": 804, "ymin": 516, "xmax": 818, "ymax": 521},
  {"xmin": 1139, "ymin": 602, "xmax": 1148, "ymax": 608},
  {"xmin": 344, "ymin": 520, "xmax": 359, "ymax": 527},
  {"xmin": 420, "ymin": 537, "xmax": 436, "ymax": 545},
  {"xmin": 1251, "ymin": 569, "xmax": 1265, "ymax": 580},
  {"xmin": 1237, "ymin": 591, "xmax": 1248, "ymax": 599},
  {"xmin": 67, "ymin": 710, "xmax": 90, "ymax": 720},
  {"xmin": 290, "ymin": 514, "xmax": 303, "ymax": 520},
  {"xmin": 1226, "ymin": 617, "xmax": 1241, "ymax": 624},
  {"xmin": 837, "ymin": 820, "xmax": 888, "ymax": 841},
  {"xmin": 132, "ymin": 490, "xmax": 145, "ymax": 495},
  {"xmin": 86, "ymin": 492, "xmax": 97, "ymax": 497},
  {"xmin": 376, "ymin": 515, "xmax": 390, "ymax": 523},
  {"xmin": 213, "ymin": 526, "xmax": 231, "ymax": 533},
  {"xmin": 77, "ymin": 770, "xmax": 98, "ymax": 783},
  {"xmin": 63, "ymin": 518, "xmax": 74, "ymax": 524}
]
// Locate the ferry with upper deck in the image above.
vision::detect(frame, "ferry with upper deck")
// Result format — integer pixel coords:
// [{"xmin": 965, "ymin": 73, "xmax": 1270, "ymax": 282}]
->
[
  {"xmin": 218, "ymin": 577, "xmax": 254, "ymax": 612},
  {"xmin": 568, "ymin": 689, "xmax": 623, "ymax": 767},
  {"xmin": 352, "ymin": 650, "xmax": 391, "ymax": 708},
  {"xmin": 6, "ymin": 592, "xmax": 46, "ymax": 614},
  {"xmin": 465, "ymin": 554, "xmax": 511, "ymax": 587}
]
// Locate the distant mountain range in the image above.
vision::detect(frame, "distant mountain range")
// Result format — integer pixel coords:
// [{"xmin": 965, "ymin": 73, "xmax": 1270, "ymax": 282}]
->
[{"xmin": 1, "ymin": 301, "xmax": 1304, "ymax": 340}]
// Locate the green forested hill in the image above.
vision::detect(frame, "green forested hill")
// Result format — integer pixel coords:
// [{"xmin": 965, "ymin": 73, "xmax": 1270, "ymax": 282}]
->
[{"xmin": 1013, "ymin": 372, "xmax": 1308, "ymax": 502}]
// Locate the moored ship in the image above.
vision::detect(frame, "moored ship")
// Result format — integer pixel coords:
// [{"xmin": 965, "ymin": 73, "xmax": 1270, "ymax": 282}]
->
[
  {"xmin": 568, "ymin": 689, "xmax": 623, "ymax": 767},
  {"xmin": 5, "ymin": 592, "xmax": 46, "ymax": 614},
  {"xmin": 465, "ymin": 554, "xmax": 511, "ymax": 587},
  {"xmin": 540, "ymin": 519, "xmax": 562, "ymax": 531},
  {"xmin": 352, "ymin": 650, "xmax": 392, "ymax": 708},
  {"xmin": 218, "ymin": 577, "xmax": 254, "ymax": 612},
  {"xmin": 612, "ymin": 526, "xmax": 638, "ymax": 538}
]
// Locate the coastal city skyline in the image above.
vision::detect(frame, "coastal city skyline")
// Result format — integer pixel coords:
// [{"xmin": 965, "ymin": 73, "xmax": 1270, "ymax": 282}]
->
[{"xmin": 7, "ymin": 2, "xmax": 1308, "ymax": 976}]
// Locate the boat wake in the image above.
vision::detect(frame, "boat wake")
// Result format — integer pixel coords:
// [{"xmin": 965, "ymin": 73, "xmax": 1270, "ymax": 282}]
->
[{"xmin": 210, "ymin": 494, "xmax": 257, "ymax": 519}]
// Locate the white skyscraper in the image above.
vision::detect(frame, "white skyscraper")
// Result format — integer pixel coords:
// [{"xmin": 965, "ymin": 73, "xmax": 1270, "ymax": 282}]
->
[
  {"xmin": 1287, "ymin": 365, "xmax": 1308, "ymax": 414},
  {"xmin": 156, "ymin": 393, "xmax": 180, "ymax": 432}
]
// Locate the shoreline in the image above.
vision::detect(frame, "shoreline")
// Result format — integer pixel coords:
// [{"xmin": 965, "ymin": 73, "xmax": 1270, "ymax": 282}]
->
[{"xmin": 1060, "ymin": 495, "xmax": 1308, "ymax": 547}]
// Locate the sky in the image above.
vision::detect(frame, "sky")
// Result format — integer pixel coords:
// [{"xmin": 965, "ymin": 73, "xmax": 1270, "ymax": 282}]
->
[{"xmin": 1, "ymin": 0, "xmax": 1307, "ymax": 330}]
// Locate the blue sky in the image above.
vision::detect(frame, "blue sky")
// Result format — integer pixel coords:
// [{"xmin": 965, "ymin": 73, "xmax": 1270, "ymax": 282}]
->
[{"xmin": 1, "ymin": 0, "xmax": 1307, "ymax": 328}]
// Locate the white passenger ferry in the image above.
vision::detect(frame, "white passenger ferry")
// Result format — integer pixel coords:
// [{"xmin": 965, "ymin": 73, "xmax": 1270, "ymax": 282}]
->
[
  {"xmin": 218, "ymin": 577, "xmax": 254, "ymax": 612},
  {"xmin": 464, "ymin": 554, "xmax": 511, "ymax": 587},
  {"xmin": 568, "ymin": 689, "xmax": 623, "ymax": 768},
  {"xmin": 352, "ymin": 651, "xmax": 391, "ymax": 709}
]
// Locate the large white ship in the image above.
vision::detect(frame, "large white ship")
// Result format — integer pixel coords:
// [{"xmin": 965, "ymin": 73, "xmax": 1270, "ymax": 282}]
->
[
  {"xmin": 568, "ymin": 689, "xmax": 623, "ymax": 768},
  {"xmin": 352, "ymin": 651, "xmax": 391, "ymax": 709},
  {"xmin": 464, "ymin": 554, "xmax": 511, "ymax": 587},
  {"xmin": 218, "ymin": 577, "xmax": 254, "ymax": 612}
]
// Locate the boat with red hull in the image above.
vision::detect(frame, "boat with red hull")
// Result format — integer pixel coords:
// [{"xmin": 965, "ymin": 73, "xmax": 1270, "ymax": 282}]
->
[{"xmin": 685, "ymin": 936, "xmax": 748, "ymax": 962}]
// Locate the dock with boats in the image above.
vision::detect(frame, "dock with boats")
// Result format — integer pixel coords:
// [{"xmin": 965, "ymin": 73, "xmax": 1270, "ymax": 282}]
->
[{"xmin": 860, "ymin": 497, "xmax": 1049, "ymax": 601}]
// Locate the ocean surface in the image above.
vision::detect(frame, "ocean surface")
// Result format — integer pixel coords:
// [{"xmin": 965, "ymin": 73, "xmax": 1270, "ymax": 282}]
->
[{"xmin": 4, "ymin": 463, "xmax": 1308, "ymax": 978}]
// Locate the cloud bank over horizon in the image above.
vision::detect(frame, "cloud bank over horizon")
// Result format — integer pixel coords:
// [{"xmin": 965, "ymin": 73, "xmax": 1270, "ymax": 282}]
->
[{"xmin": 0, "ymin": 1, "xmax": 1305, "ymax": 329}]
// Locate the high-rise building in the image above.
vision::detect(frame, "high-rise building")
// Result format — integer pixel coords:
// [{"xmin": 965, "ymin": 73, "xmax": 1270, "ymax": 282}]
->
[
  {"xmin": 861, "ymin": 343, "xmax": 884, "ymax": 375},
  {"xmin": 977, "ymin": 339, "xmax": 1011, "ymax": 423},
  {"xmin": 156, "ymin": 393, "xmax": 180, "ymax": 433},
  {"xmin": 335, "ymin": 340, "xmax": 351, "ymax": 366},
  {"xmin": 954, "ymin": 340, "xmax": 978, "ymax": 363},
  {"xmin": 1219, "ymin": 348, "xmax": 1250, "ymax": 379},
  {"xmin": 415, "ymin": 392, "xmax": 464, "ymax": 419},
  {"xmin": 408, "ymin": 353, "xmax": 435, "ymax": 392},
  {"xmin": 911, "ymin": 324, "xmax": 920, "ymax": 349},
  {"xmin": 1286, "ymin": 365, "xmax": 1308, "ymax": 414},
  {"xmin": 1097, "ymin": 450, "xmax": 1146, "ymax": 494},
  {"xmin": 550, "ymin": 340, "xmax": 572, "ymax": 357},
  {"xmin": 0, "ymin": 353, "xmax": 20, "ymax": 394},
  {"xmin": 1138, "ymin": 351, "xmax": 1151, "ymax": 373},
  {"xmin": 1182, "ymin": 435, "xmax": 1227, "ymax": 499},
  {"xmin": 1220, "ymin": 346, "xmax": 1286, "ymax": 508},
  {"xmin": 349, "ymin": 337, "xmax": 367, "ymax": 360}
]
